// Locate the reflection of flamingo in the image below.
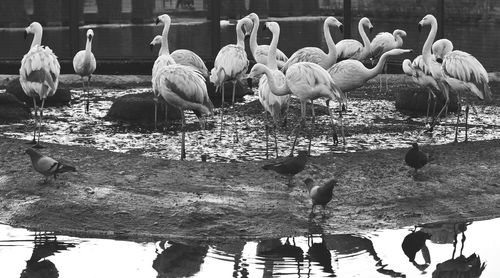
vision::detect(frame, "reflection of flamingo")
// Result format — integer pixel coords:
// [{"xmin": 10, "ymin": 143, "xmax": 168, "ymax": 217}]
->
[
  {"xmin": 73, "ymin": 29, "xmax": 96, "ymax": 113},
  {"xmin": 369, "ymin": 29, "xmax": 407, "ymax": 91},
  {"xmin": 281, "ymin": 17, "xmax": 343, "ymax": 73},
  {"xmin": 245, "ymin": 13, "xmax": 288, "ymax": 69},
  {"xmin": 20, "ymin": 22, "xmax": 61, "ymax": 148},
  {"xmin": 153, "ymin": 240, "xmax": 208, "ymax": 278},
  {"xmin": 336, "ymin": 17, "xmax": 373, "ymax": 61},
  {"xmin": 257, "ymin": 22, "xmax": 290, "ymax": 159},
  {"xmin": 307, "ymin": 234, "xmax": 333, "ymax": 273},
  {"xmin": 401, "ymin": 230, "xmax": 431, "ymax": 265},
  {"xmin": 210, "ymin": 17, "xmax": 253, "ymax": 141}
]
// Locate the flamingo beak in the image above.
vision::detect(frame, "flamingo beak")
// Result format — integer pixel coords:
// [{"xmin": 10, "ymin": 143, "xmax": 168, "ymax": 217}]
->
[
  {"xmin": 149, "ymin": 43, "xmax": 154, "ymax": 52},
  {"xmin": 436, "ymin": 58, "xmax": 443, "ymax": 63},
  {"xmin": 418, "ymin": 24, "xmax": 422, "ymax": 32},
  {"xmin": 339, "ymin": 24, "xmax": 344, "ymax": 33},
  {"xmin": 88, "ymin": 34, "xmax": 93, "ymax": 41},
  {"xmin": 247, "ymin": 77, "xmax": 254, "ymax": 88},
  {"xmin": 24, "ymin": 30, "xmax": 28, "ymax": 40},
  {"xmin": 155, "ymin": 18, "xmax": 160, "ymax": 25},
  {"xmin": 262, "ymin": 24, "xmax": 267, "ymax": 31},
  {"xmin": 369, "ymin": 26, "xmax": 374, "ymax": 33}
]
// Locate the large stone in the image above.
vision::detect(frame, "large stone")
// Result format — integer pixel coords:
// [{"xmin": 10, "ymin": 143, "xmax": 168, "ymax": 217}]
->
[
  {"xmin": 395, "ymin": 87, "xmax": 459, "ymax": 115},
  {"xmin": 6, "ymin": 77, "xmax": 72, "ymax": 107},
  {"xmin": 0, "ymin": 93, "xmax": 30, "ymax": 121},
  {"xmin": 106, "ymin": 91, "xmax": 182, "ymax": 123}
]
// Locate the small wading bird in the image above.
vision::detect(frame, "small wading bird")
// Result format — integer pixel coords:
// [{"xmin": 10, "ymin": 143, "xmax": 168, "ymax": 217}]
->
[
  {"xmin": 405, "ymin": 143, "xmax": 429, "ymax": 177},
  {"xmin": 73, "ymin": 29, "xmax": 96, "ymax": 113},
  {"xmin": 245, "ymin": 13, "xmax": 288, "ymax": 69},
  {"xmin": 335, "ymin": 17, "xmax": 373, "ymax": 61},
  {"xmin": 25, "ymin": 148, "xmax": 76, "ymax": 183},
  {"xmin": 210, "ymin": 17, "xmax": 253, "ymax": 141},
  {"xmin": 402, "ymin": 230, "xmax": 432, "ymax": 264},
  {"xmin": 304, "ymin": 178, "xmax": 337, "ymax": 218},
  {"xmin": 20, "ymin": 22, "xmax": 61, "ymax": 148},
  {"xmin": 257, "ymin": 21, "xmax": 290, "ymax": 159},
  {"xmin": 262, "ymin": 150, "xmax": 308, "ymax": 186},
  {"xmin": 370, "ymin": 29, "xmax": 407, "ymax": 92}
]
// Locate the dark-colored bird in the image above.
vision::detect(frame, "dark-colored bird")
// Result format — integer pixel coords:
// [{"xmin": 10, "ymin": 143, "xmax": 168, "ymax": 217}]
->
[
  {"xmin": 405, "ymin": 143, "xmax": 429, "ymax": 176},
  {"xmin": 262, "ymin": 150, "xmax": 308, "ymax": 185},
  {"xmin": 25, "ymin": 148, "xmax": 76, "ymax": 183},
  {"xmin": 402, "ymin": 230, "xmax": 432, "ymax": 263},
  {"xmin": 304, "ymin": 178, "xmax": 337, "ymax": 217}
]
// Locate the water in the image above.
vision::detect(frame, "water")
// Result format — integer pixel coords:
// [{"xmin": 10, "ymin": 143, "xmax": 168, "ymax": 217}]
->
[{"xmin": 1, "ymin": 218, "xmax": 498, "ymax": 277}]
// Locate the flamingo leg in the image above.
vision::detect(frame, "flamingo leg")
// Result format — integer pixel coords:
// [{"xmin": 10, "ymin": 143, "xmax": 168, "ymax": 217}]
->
[
  {"xmin": 265, "ymin": 112, "xmax": 269, "ymax": 159},
  {"xmin": 310, "ymin": 100, "xmax": 315, "ymax": 124},
  {"xmin": 180, "ymin": 110, "xmax": 186, "ymax": 160},
  {"xmin": 454, "ymin": 106, "xmax": 460, "ymax": 143},
  {"xmin": 154, "ymin": 92, "xmax": 159, "ymax": 130},
  {"xmin": 33, "ymin": 98, "xmax": 46, "ymax": 149},
  {"xmin": 273, "ymin": 120, "xmax": 279, "ymax": 158},
  {"xmin": 86, "ymin": 75, "xmax": 92, "ymax": 113},
  {"xmin": 307, "ymin": 110, "xmax": 314, "ymax": 155},
  {"xmin": 219, "ymin": 84, "xmax": 225, "ymax": 140},
  {"xmin": 425, "ymin": 89, "xmax": 432, "ymax": 124},
  {"xmin": 339, "ymin": 109, "xmax": 345, "ymax": 146},
  {"xmin": 290, "ymin": 102, "xmax": 307, "ymax": 157},
  {"xmin": 465, "ymin": 104, "xmax": 469, "ymax": 143},
  {"xmin": 232, "ymin": 80, "xmax": 239, "ymax": 143},
  {"xmin": 28, "ymin": 97, "xmax": 38, "ymax": 144}
]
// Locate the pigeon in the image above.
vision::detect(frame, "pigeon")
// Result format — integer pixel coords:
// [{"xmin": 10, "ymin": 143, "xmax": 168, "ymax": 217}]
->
[
  {"xmin": 262, "ymin": 150, "xmax": 308, "ymax": 185},
  {"xmin": 402, "ymin": 230, "xmax": 431, "ymax": 263},
  {"xmin": 25, "ymin": 148, "xmax": 77, "ymax": 183},
  {"xmin": 405, "ymin": 143, "xmax": 429, "ymax": 175},
  {"xmin": 304, "ymin": 178, "xmax": 337, "ymax": 217}
]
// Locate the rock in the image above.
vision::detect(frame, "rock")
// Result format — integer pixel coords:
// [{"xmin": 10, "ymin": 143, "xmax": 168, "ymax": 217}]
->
[
  {"xmin": 207, "ymin": 80, "xmax": 253, "ymax": 107},
  {"xmin": 0, "ymin": 93, "xmax": 30, "ymax": 121},
  {"xmin": 106, "ymin": 91, "xmax": 182, "ymax": 123},
  {"xmin": 6, "ymin": 77, "xmax": 72, "ymax": 106},
  {"xmin": 394, "ymin": 87, "xmax": 459, "ymax": 115}
]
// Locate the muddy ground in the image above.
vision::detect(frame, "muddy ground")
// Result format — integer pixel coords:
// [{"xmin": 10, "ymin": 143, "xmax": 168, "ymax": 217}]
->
[{"xmin": 1, "ymin": 74, "xmax": 499, "ymax": 244}]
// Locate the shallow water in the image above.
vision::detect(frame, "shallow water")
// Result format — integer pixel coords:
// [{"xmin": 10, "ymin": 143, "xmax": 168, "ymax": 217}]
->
[
  {"xmin": 1, "ymin": 88, "xmax": 499, "ymax": 162},
  {"xmin": 1, "ymin": 217, "xmax": 498, "ymax": 277}
]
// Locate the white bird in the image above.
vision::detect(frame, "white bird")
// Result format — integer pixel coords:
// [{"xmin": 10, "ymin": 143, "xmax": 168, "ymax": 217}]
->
[
  {"xmin": 20, "ymin": 22, "xmax": 61, "ymax": 148},
  {"xmin": 149, "ymin": 35, "xmax": 209, "ymax": 79},
  {"xmin": 420, "ymin": 15, "xmax": 492, "ymax": 142},
  {"xmin": 335, "ymin": 17, "xmax": 373, "ymax": 61},
  {"xmin": 73, "ymin": 29, "xmax": 96, "ymax": 114},
  {"xmin": 328, "ymin": 48, "xmax": 412, "ymax": 96},
  {"xmin": 210, "ymin": 17, "xmax": 253, "ymax": 141},
  {"xmin": 281, "ymin": 16, "xmax": 343, "ymax": 73},
  {"xmin": 248, "ymin": 61, "xmax": 347, "ymax": 154},
  {"xmin": 370, "ymin": 29, "xmax": 407, "ymax": 91},
  {"xmin": 256, "ymin": 22, "xmax": 290, "ymax": 159},
  {"xmin": 245, "ymin": 13, "xmax": 288, "ymax": 69}
]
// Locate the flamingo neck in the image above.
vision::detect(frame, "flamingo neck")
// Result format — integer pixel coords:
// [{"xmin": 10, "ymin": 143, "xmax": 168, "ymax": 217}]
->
[
  {"xmin": 236, "ymin": 20, "xmax": 246, "ymax": 48},
  {"xmin": 323, "ymin": 20, "xmax": 338, "ymax": 68},
  {"xmin": 159, "ymin": 22, "xmax": 170, "ymax": 55},
  {"xmin": 368, "ymin": 50, "xmax": 392, "ymax": 77},
  {"xmin": 261, "ymin": 65, "xmax": 289, "ymax": 96},
  {"xmin": 31, "ymin": 29, "xmax": 42, "ymax": 48},
  {"xmin": 395, "ymin": 34, "xmax": 404, "ymax": 48},
  {"xmin": 267, "ymin": 28, "xmax": 279, "ymax": 70},
  {"xmin": 422, "ymin": 20, "xmax": 437, "ymax": 68},
  {"xmin": 85, "ymin": 38, "xmax": 92, "ymax": 57},
  {"xmin": 359, "ymin": 21, "xmax": 371, "ymax": 58},
  {"xmin": 249, "ymin": 16, "xmax": 259, "ymax": 56}
]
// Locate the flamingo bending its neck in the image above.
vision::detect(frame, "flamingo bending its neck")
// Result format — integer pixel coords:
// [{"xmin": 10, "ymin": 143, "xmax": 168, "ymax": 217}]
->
[
  {"xmin": 20, "ymin": 21, "xmax": 61, "ymax": 148},
  {"xmin": 336, "ymin": 17, "xmax": 373, "ymax": 61},
  {"xmin": 73, "ymin": 29, "xmax": 96, "ymax": 113}
]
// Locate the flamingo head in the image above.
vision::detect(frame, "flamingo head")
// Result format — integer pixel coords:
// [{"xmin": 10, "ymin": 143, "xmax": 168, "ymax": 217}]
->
[
  {"xmin": 240, "ymin": 17, "xmax": 253, "ymax": 38},
  {"xmin": 418, "ymin": 14, "xmax": 436, "ymax": 32},
  {"xmin": 86, "ymin": 29, "xmax": 94, "ymax": 41},
  {"xmin": 156, "ymin": 14, "xmax": 171, "ymax": 26},
  {"xmin": 393, "ymin": 29, "xmax": 407, "ymax": 38},
  {"xmin": 361, "ymin": 17, "xmax": 374, "ymax": 33},
  {"xmin": 432, "ymin": 39, "xmax": 453, "ymax": 63},
  {"xmin": 245, "ymin": 12, "xmax": 259, "ymax": 23},
  {"xmin": 262, "ymin": 22, "xmax": 280, "ymax": 34},
  {"xmin": 248, "ymin": 63, "xmax": 267, "ymax": 80},
  {"xmin": 401, "ymin": 59, "xmax": 414, "ymax": 76},
  {"xmin": 149, "ymin": 35, "xmax": 162, "ymax": 51},
  {"xmin": 24, "ymin": 22, "xmax": 42, "ymax": 40},
  {"xmin": 326, "ymin": 16, "xmax": 343, "ymax": 33}
]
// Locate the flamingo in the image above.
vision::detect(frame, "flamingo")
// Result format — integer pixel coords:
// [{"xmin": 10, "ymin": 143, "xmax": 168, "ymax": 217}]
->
[
  {"xmin": 419, "ymin": 14, "xmax": 492, "ymax": 142},
  {"xmin": 248, "ymin": 61, "xmax": 347, "ymax": 154},
  {"xmin": 328, "ymin": 48, "xmax": 412, "ymax": 100},
  {"xmin": 335, "ymin": 17, "xmax": 373, "ymax": 61},
  {"xmin": 210, "ymin": 17, "xmax": 253, "ymax": 141},
  {"xmin": 370, "ymin": 29, "xmax": 407, "ymax": 92},
  {"xmin": 73, "ymin": 29, "xmax": 96, "ymax": 114},
  {"xmin": 149, "ymin": 35, "xmax": 208, "ymax": 78},
  {"xmin": 257, "ymin": 22, "xmax": 290, "ymax": 159},
  {"xmin": 20, "ymin": 22, "xmax": 60, "ymax": 148},
  {"xmin": 245, "ymin": 13, "xmax": 288, "ymax": 69},
  {"xmin": 281, "ymin": 16, "xmax": 343, "ymax": 73}
]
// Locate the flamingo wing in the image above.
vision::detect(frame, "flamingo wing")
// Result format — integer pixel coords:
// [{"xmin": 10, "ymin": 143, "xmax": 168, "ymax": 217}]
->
[
  {"xmin": 171, "ymin": 49, "xmax": 209, "ymax": 78},
  {"xmin": 258, "ymin": 70, "xmax": 289, "ymax": 121},
  {"xmin": 442, "ymin": 50, "xmax": 491, "ymax": 101},
  {"xmin": 255, "ymin": 45, "xmax": 289, "ymax": 69},
  {"xmin": 281, "ymin": 47, "xmax": 325, "ymax": 73},
  {"xmin": 288, "ymin": 62, "xmax": 344, "ymax": 102},
  {"xmin": 72, "ymin": 50, "xmax": 96, "ymax": 78},
  {"xmin": 328, "ymin": 60, "xmax": 371, "ymax": 92},
  {"xmin": 336, "ymin": 39, "xmax": 363, "ymax": 60},
  {"xmin": 370, "ymin": 32, "xmax": 394, "ymax": 59},
  {"xmin": 210, "ymin": 44, "xmax": 248, "ymax": 86},
  {"xmin": 20, "ymin": 45, "xmax": 60, "ymax": 98}
]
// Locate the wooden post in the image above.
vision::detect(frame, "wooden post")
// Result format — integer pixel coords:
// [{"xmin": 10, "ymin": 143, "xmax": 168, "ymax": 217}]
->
[
  {"xmin": 343, "ymin": 0, "xmax": 351, "ymax": 39},
  {"xmin": 437, "ymin": 0, "xmax": 445, "ymax": 38},
  {"xmin": 69, "ymin": 0, "xmax": 80, "ymax": 57},
  {"xmin": 209, "ymin": 0, "xmax": 221, "ymax": 60}
]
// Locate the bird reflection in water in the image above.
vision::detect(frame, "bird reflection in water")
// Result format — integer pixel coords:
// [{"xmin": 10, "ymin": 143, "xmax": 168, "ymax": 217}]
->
[
  {"xmin": 20, "ymin": 232, "xmax": 76, "ymax": 278},
  {"xmin": 401, "ymin": 229, "xmax": 432, "ymax": 271},
  {"xmin": 256, "ymin": 237, "xmax": 304, "ymax": 277},
  {"xmin": 153, "ymin": 240, "xmax": 208, "ymax": 278},
  {"xmin": 307, "ymin": 234, "xmax": 334, "ymax": 274}
]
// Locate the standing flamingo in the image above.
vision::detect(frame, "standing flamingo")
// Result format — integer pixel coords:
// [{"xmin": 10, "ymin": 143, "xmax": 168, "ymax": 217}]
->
[
  {"xmin": 370, "ymin": 29, "xmax": 407, "ymax": 91},
  {"xmin": 20, "ymin": 22, "xmax": 60, "ymax": 148},
  {"xmin": 210, "ymin": 17, "xmax": 253, "ymax": 141},
  {"xmin": 257, "ymin": 22, "xmax": 290, "ymax": 158},
  {"xmin": 281, "ymin": 16, "xmax": 343, "ymax": 73},
  {"xmin": 245, "ymin": 13, "xmax": 288, "ymax": 69},
  {"xmin": 149, "ymin": 35, "xmax": 208, "ymax": 78},
  {"xmin": 419, "ymin": 14, "xmax": 491, "ymax": 142},
  {"xmin": 335, "ymin": 17, "xmax": 373, "ymax": 61},
  {"xmin": 248, "ymin": 61, "xmax": 346, "ymax": 154},
  {"xmin": 73, "ymin": 29, "xmax": 96, "ymax": 113}
]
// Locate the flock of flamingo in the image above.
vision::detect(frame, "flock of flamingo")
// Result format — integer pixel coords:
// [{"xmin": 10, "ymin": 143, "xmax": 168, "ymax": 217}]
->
[{"xmin": 19, "ymin": 13, "xmax": 492, "ymax": 160}]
